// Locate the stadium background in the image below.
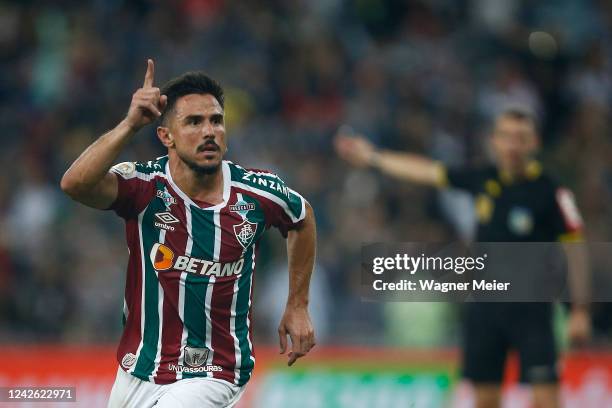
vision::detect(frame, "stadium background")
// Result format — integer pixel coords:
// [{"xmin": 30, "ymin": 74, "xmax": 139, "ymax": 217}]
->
[{"xmin": 1, "ymin": 0, "xmax": 612, "ymax": 406}]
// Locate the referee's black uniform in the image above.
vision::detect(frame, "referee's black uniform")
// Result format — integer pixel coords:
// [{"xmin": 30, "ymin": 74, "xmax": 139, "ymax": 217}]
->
[{"xmin": 442, "ymin": 161, "xmax": 583, "ymax": 384}]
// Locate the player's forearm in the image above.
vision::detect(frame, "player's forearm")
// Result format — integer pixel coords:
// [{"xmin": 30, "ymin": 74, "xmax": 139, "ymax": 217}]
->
[
  {"xmin": 563, "ymin": 242, "xmax": 591, "ymax": 310},
  {"xmin": 286, "ymin": 203, "xmax": 316, "ymax": 308},
  {"xmin": 61, "ymin": 119, "xmax": 136, "ymax": 196},
  {"xmin": 370, "ymin": 150, "xmax": 444, "ymax": 187}
]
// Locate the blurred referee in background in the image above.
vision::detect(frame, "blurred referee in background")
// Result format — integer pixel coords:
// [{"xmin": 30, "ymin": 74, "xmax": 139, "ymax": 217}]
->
[{"xmin": 335, "ymin": 108, "xmax": 591, "ymax": 408}]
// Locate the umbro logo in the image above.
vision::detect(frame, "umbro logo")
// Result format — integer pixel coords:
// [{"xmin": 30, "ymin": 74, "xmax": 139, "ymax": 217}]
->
[
  {"xmin": 155, "ymin": 212, "xmax": 179, "ymax": 231},
  {"xmin": 155, "ymin": 212, "xmax": 179, "ymax": 224}
]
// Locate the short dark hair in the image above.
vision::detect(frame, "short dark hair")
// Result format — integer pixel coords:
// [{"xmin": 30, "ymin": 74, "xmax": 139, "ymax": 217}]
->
[
  {"xmin": 159, "ymin": 71, "xmax": 224, "ymax": 125},
  {"xmin": 496, "ymin": 107, "xmax": 539, "ymax": 133}
]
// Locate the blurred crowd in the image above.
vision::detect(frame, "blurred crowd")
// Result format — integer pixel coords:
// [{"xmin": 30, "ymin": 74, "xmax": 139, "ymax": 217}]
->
[{"xmin": 1, "ymin": 0, "xmax": 611, "ymax": 347}]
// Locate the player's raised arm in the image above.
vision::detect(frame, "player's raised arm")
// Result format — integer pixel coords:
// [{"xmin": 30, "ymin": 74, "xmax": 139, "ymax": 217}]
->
[
  {"xmin": 334, "ymin": 126, "xmax": 446, "ymax": 187},
  {"xmin": 60, "ymin": 59, "xmax": 168, "ymax": 209},
  {"xmin": 278, "ymin": 202, "xmax": 317, "ymax": 366}
]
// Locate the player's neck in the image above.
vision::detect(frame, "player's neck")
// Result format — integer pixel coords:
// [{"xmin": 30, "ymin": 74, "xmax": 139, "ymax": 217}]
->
[{"xmin": 169, "ymin": 157, "xmax": 224, "ymax": 205}]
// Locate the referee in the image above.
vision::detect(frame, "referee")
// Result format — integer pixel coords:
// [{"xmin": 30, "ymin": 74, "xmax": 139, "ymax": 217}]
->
[{"xmin": 335, "ymin": 108, "xmax": 591, "ymax": 408}]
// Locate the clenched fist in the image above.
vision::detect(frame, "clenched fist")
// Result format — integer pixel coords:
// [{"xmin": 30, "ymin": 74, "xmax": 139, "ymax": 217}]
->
[{"xmin": 125, "ymin": 59, "xmax": 168, "ymax": 131}]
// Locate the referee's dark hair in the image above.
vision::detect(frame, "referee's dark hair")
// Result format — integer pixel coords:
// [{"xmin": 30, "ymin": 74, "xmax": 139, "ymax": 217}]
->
[
  {"xmin": 495, "ymin": 107, "xmax": 540, "ymax": 134},
  {"xmin": 159, "ymin": 72, "xmax": 225, "ymax": 126}
]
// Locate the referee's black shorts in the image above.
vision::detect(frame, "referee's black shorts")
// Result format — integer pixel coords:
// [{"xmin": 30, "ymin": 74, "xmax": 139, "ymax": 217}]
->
[{"xmin": 461, "ymin": 302, "xmax": 559, "ymax": 384}]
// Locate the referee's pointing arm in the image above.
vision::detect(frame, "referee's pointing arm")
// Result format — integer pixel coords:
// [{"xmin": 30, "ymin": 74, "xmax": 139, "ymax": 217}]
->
[{"xmin": 334, "ymin": 127, "xmax": 446, "ymax": 187}]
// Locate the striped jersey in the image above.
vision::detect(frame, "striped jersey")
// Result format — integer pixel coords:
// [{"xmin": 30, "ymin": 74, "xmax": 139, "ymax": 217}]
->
[{"xmin": 108, "ymin": 156, "xmax": 306, "ymax": 386}]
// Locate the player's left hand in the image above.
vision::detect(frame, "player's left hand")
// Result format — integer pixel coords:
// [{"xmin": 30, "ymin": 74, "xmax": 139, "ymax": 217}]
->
[
  {"xmin": 567, "ymin": 307, "xmax": 591, "ymax": 346},
  {"xmin": 278, "ymin": 306, "xmax": 315, "ymax": 366}
]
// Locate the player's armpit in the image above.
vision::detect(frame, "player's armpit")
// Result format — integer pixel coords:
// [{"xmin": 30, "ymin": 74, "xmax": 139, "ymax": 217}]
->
[{"xmin": 61, "ymin": 171, "xmax": 118, "ymax": 210}]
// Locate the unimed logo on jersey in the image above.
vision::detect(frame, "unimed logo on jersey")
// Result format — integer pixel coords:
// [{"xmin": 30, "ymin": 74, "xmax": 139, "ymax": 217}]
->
[{"xmin": 149, "ymin": 243, "xmax": 244, "ymax": 277}]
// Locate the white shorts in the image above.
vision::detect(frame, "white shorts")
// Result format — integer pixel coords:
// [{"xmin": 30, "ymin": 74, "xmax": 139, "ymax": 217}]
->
[{"xmin": 107, "ymin": 367, "xmax": 246, "ymax": 408}]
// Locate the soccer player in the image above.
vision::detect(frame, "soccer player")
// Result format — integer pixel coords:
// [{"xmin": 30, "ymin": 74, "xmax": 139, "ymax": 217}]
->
[
  {"xmin": 61, "ymin": 59, "xmax": 316, "ymax": 407},
  {"xmin": 335, "ymin": 109, "xmax": 590, "ymax": 408}
]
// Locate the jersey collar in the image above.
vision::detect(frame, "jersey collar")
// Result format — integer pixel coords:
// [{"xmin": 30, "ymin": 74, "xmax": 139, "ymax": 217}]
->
[
  {"xmin": 165, "ymin": 160, "xmax": 231, "ymax": 210},
  {"xmin": 498, "ymin": 160, "xmax": 542, "ymax": 185}
]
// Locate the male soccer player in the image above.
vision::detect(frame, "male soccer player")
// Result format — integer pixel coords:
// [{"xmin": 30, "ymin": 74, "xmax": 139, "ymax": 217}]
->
[
  {"xmin": 335, "ymin": 109, "xmax": 590, "ymax": 408},
  {"xmin": 61, "ymin": 59, "xmax": 316, "ymax": 407}
]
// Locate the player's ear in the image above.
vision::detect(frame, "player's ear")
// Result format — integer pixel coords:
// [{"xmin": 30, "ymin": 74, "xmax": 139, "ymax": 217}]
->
[{"xmin": 157, "ymin": 126, "xmax": 174, "ymax": 148}]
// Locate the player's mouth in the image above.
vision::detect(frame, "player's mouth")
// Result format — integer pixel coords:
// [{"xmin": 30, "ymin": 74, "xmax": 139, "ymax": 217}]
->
[{"xmin": 197, "ymin": 142, "xmax": 221, "ymax": 158}]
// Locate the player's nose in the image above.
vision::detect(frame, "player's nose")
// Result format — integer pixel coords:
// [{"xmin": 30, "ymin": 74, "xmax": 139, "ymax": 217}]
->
[{"xmin": 202, "ymin": 120, "xmax": 215, "ymax": 137}]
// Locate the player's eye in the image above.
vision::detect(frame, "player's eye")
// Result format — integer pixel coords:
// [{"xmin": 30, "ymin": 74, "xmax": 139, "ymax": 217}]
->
[{"xmin": 187, "ymin": 116, "xmax": 202, "ymax": 125}]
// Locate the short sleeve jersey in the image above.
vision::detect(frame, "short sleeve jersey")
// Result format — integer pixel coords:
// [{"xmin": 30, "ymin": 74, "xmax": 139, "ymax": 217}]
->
[{"xmin": 108, "ymin": 156, "xmax": 306, "ymax": 386}]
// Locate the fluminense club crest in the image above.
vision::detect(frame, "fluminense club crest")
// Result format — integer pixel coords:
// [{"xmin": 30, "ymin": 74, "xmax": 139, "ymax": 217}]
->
[{"xmin": 233, "ymin": 219, "xmax": 257, "ymax": 249}]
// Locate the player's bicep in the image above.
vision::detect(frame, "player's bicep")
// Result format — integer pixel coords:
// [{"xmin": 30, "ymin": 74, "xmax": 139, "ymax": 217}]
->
[{"xmin": 74, "ymin": 172, "xmax": 119, "ymax": 210}]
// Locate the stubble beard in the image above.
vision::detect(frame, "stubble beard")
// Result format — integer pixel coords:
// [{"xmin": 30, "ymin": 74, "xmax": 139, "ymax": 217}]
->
[{"xmin": 181, "ymin": 154, "xmax": 221, "ymax": 176}]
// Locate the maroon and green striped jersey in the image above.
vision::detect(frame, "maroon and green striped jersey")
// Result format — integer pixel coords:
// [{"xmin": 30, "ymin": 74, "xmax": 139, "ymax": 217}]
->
[{"xmin": 108, "ymin": 156, "xmax": 306, "ymax": 386}]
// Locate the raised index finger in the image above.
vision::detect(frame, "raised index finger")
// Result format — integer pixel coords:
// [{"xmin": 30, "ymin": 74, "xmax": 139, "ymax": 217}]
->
[{"xmin": 143, "ymin": 59, "xmax": 155, "ymax": 88}]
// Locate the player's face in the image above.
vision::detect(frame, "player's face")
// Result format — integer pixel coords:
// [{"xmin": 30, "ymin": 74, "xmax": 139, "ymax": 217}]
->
[
  {"xmin": 491, "ymin": 116, "xmax": 538, "ymax": 174},
  {"xmin": 166, "ymin": 93, "xmax": 226, "ymax": 174}
]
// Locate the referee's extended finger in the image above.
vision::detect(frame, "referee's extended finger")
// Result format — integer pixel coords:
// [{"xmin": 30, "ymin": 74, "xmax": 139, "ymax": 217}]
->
[{"xmin": 143, "ymin": 59, "xmax": 155, "ymax": 88}]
